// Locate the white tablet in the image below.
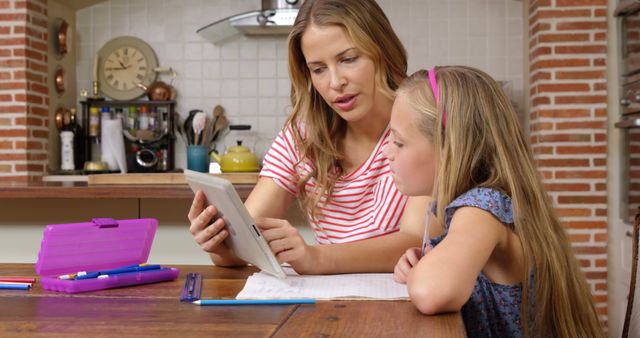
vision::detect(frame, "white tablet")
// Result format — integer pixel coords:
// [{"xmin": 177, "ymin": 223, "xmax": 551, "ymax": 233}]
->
[{"xmin": 184, "ymin": 169, "xmax": 286, "ymax": 279}]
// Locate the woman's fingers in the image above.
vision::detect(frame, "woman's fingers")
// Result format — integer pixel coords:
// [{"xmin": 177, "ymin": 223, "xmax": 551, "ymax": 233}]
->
[
  {"xmin": 187, "ymin": 191, "xmax": 205, "ymax": 221},
  {"xmin": 194, "ymin": 218, "xmax": 228, "ymax": 252},
  {"xmin": 189, "ymin": 205, "xmax": 217, "ymax": 235}
]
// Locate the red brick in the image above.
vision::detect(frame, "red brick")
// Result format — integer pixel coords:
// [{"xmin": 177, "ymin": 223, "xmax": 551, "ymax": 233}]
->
[
  {"xmin": 555, "ymin": 95, "xmax": 607, "ymax": 104},
  {"xmin": 0, "ymin": 153, "xmax": 27, "ymax": 161},
  {"xmin": 556, "ymin": 21, "xmax": 606, "ymax": 31},
  {"xmin": 556, "ymin": 70, "xmax": 607, "ymax": 80},
  {"xmin": 557, "ymin": 208, "xmax": 592, "ymax": 217},
  {"xmin": 556, "ymin": 171, "xmax": 607, "ymax": 180},
  {"xmin": 565, "ymin": 221, "xmax": 607, "ymax": 229},
  {"xmin": 0, "ymin": 59, "xmax": 25, "ymax": 68},
  {"xmin": 554, "ymin": 45, "xmax": 607, "ymax": 54},
  {"xmin": 595, "ymin": 283, "xmax": 607, "ymax": 291},
  {"xmin": 0, "ymin": 176, "xmax": 28, "ymax": 182},
  {"xmin": 530, "ymin": 122, "xmax": 553, "ymax": 131},
  {"xmin": 544, "ymin": 183, "xmax": 590, "ymax": 191},
  {"xmin": 583, "ymin": 271, "xmax": 608, "ymax": 280},
  {"xmin": 557, "ymin": 0, "xmax": 606, "ymax": 5},
  {"xmin": 15, "ymin": 140, "xmax": 42, "ymax": 150},
  {"xmin": 538, "ymin": 33, "xmax": 590, "ymax": 43},
  {"xmin": 30, "ymin": 106, "xmax": 47, "ymax": 116},
  {"xmin": 530, "ymin": 58, "xmax": 590, "ymax": 71},
  {"xmin": 32, "ymin": 130, "xmax": 47, "ymax": 139},
  {"xmin": 593, "ymin": 57, "xmax": 606, "ymax": 66},
  {"xmin": 531, "ymin": 22, "xmax": 551, "ymax": 36},
  {"xmin": 0, "ymin": 13, "xmax": 27, "ymax": 21},
  {"xmin": 14, "ymin": 117, "xmax": 42, "ymax": 126},
  {"xmin": 536, "ymin": 9, "xmax": 591, "ymax": 18},
  {"xmin": 536, "ymin": 109, "xmax": 590, "ymax": 118},
  {"xmin": 0, "ymin": 105, "xmax": 25, "ymax": 113},
  {"xmin": 592, "ymin": 82, "xmax": 606, "ymax": 91},
  {"xmin": 532, "ymin": 97, "xmax": 551, "ymax": 106},
  {"xmin": 532, "ymin": 145, "xmax": 553, "ymax": 154},
  {"xmin": 0, "ymin": 37, "xmax": 26, "ymax": 46},
  {"xmin": 15, "ymin": 164, "xmax": 44, "ymax": 172},
  {"xmin": 556, "ymin": 121, "xmax": 606, "ymax": 129},
  {"xmin": 556, "ymin": 145, "xmax": 607, "ymax": 155},
  {"xmin": 595, "ymin": 233, "xmax": 608, "ymax": 242},
  {"xmin": 537, "ymin": 83, "xmax": 590, "ymax": 93},
  {"xmin": 577, "ymin": 259, "xmax": 591, "ymax": 267},
  {"xmin": 538, "ymin": 133, "xmax": 591, "ymax": 142},
  {"xmin": 594, "ymin": 9, "xmax": 607, "ymax": 17},
  {"xmin": 537, "ymin": 158, "xmax": 590, "ymax": 167},
  {"xmin": 530, "ymin": 71, "xmax": 552, "ymax": 83},
  {"xmin": 557, "ymin": 194, "xmax": 607, "ymax": 203},
  {"xmin": 530, "ymin": 47, "xmax": 551, "ymax": 61},
  {"xmin": 594, "ymin": 32, "xmax": 607, "ymax": 41}
]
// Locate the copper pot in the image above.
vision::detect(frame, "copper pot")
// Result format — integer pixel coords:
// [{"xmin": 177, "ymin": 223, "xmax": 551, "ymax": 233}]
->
[{"xmin": 137, "ymin": 81, "xmax": 175, "ymax": 101}]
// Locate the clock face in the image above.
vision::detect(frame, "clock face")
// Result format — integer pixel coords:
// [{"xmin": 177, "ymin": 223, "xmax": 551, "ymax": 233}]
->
[
  {"xmin": 97, "ymin": 36, "xmax": 158, "ymax": 100},
  {"xmin": 104, "ymin": 47, "xmax": 149, "ymax": 91}
]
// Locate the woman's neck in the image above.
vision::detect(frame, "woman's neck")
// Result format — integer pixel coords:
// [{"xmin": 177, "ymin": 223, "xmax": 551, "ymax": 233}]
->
[{"xmin": 345, "ymin": 94, "xmax": 393, "ymax": 142}]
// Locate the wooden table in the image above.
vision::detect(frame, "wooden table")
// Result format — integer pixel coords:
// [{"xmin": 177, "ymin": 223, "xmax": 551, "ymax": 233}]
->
[
  {"xmin": 0, "ymin": 264, "xmax": 466, "ymax": 337},
  {"xmin": 0, "ymin": 181, "xmax": 254, "ymax": 199}
]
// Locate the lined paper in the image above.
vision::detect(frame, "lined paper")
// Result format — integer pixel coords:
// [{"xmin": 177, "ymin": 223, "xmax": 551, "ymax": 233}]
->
[{"xmin": 236, "ymin": 267, "xmax": 409, "ymax": 300}]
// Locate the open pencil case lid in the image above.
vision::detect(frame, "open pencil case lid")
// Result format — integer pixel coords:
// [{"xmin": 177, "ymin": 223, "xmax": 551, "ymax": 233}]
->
[{"xmin": 35, "ymin": 218, "xmax": 179, "ymax": 293}]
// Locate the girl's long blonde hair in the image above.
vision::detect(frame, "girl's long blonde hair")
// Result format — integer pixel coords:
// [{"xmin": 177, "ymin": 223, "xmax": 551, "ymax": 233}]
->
[
  {"xmin": 398, "ymin": 66, "xmax": 603, "ymax": 337},
  {"xmin": 286, "ymin": 0, "xmax": 407, "ymax": 218}
]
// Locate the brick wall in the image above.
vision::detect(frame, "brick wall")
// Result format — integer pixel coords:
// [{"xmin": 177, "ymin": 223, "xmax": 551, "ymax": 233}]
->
[
  {"xmin": 0, "ymin": 0, "xmax": 48, "ymax": 182},
  {"xmin": 528, "ymin": 0, "xmax": 609, "ymax": 326}
]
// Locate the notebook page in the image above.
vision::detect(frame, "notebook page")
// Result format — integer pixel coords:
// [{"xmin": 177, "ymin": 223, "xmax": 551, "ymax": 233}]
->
[{"xmin": 236, "ymin": 267, "xmax": 409, "ymax": 300}]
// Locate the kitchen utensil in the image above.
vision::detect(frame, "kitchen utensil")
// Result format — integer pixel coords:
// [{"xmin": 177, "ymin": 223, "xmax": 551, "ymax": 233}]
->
[
  {"xmin": 137, "ymin": 81, "xmax": 174, "ymax": 101},
  {"xmin": 183, "ymin": 109, "xmax": 201, "ymax": 144},
  {"xmin": 55, "ymin": 18, "xmax": 70, "ymax": 59},
  {"xmin": 54, "ymin": 67, "xmax": 65, "ymax": 94},
  {"xmin": 192, "ymin": 112, "xmax": 206, "ymax": 145},
  {"xmin": 54, "ymin": 106, "xmax": 64, "ymax": 131},
  {"xmin": 209, "ymin": 141, "xmax": 259, "ymax": 172}
]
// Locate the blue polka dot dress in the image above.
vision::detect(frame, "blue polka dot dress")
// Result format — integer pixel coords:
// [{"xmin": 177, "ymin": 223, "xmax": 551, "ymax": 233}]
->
[{"xmin": 430, "ymin": 187, "xmax": 532, "ymax": 338}]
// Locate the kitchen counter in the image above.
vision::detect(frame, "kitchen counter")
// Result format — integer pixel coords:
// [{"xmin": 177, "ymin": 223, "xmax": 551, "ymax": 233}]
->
[{"xmin": 0, "ymin": 176, "xmax": 256, "ymax": 199}]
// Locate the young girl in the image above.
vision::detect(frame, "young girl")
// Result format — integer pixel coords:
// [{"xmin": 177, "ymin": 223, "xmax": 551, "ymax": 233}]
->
[
  {"xmin": 385, "ymin": 66, "xmax": 603, "ymax": 337},
  {"xmin": 188, "ymin": 0, "xmax": 428, "ymax": 274}
]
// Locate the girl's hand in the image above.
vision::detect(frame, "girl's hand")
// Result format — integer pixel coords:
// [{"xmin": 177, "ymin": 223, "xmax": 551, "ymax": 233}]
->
[
  {"xmin": 393, "ymin": 247, "xmax": 425, "ymax": 283},
  {"xmin": 188, "ymin": 191, "xmax": 235, "ymax": 258},
  {"xmin": 255, "ymin": 217, "xmax": 317, "ymax": 274}
]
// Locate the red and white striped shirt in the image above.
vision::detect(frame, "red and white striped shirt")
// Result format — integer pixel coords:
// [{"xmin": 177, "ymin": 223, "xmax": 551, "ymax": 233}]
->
[{"xmin": 260, "ymin": 125, "xmax": 407, "ymax": 244}]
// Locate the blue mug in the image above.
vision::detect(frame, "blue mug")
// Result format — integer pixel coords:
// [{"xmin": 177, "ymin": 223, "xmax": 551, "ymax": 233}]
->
[{"xmin": 187, "ymin": 145, "xmax": 209, "ymax": 173}]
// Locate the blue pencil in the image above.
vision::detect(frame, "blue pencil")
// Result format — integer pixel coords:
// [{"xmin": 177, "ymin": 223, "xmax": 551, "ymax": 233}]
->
[
  {"xmin": 0, "ymin": 283, "xmax": 30, "ymax": 290},
  {"xmin": 193, "ymin": 298, "xmax": 316, "ymax": 305}
]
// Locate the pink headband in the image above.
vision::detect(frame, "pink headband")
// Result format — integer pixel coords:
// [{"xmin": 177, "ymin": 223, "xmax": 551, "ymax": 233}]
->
[{"xmin": 428, "ymin": 68, "xmax": 446, "ymax": 128}]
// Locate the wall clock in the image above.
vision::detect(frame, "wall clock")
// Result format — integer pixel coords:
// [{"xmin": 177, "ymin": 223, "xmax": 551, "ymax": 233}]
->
[{"xmin": 97, "ymin": 36, "xmax": 159, "ymax": 101}]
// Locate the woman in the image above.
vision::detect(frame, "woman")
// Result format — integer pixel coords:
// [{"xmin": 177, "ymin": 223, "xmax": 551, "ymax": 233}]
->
[{"xmin": 189, "ymin": 0, "xmax": 428, "ymax": 274}]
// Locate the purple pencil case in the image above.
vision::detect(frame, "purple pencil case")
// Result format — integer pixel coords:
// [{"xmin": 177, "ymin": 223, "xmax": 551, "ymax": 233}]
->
[{"xmin": 35, "ymin": 218, "xmax": 179, "ymax": 293}]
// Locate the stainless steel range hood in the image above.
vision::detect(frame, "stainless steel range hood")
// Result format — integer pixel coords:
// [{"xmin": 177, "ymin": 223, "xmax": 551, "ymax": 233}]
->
[{"xmin": 197, "ymin": 0, "xmax": 303, "ymax": 45}]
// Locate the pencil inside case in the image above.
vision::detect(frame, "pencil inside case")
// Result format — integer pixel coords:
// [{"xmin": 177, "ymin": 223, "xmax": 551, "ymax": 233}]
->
[{"xmin": 40, "ymin": 267, "xmax": 180, "ymax": 294}]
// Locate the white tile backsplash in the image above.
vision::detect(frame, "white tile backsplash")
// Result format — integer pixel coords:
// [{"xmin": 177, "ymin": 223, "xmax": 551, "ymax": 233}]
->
[{"xmin": 76, "ymin": 0, "xmax": 524, "ymax": 167}]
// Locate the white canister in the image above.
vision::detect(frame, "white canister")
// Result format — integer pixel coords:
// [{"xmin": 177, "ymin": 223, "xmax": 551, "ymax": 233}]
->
[{"xmin": 60, "ymin": 131, "xmax": 74, "ymax": 171}]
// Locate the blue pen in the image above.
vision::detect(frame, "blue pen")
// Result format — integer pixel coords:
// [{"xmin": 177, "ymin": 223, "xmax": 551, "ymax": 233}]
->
[
  {"xmin": 75, "ymin": 264, "xmax": 162, "ymax": 280},
  {"xmin": 0, "ymin": 283, "xmax": 30, "ymax": 290},
  {"xmin": 193, "ymin": 299, "xmax": 316, "ymax": 306}
]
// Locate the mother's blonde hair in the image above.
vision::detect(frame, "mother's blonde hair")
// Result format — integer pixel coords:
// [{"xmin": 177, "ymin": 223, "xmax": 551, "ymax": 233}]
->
[
  {"xmin": 286, "ymin": 0, "xmax": 407, "ymax": 218},
  {"xmin": 398, "ymin": 66, "xmax": 603, "ymax": 337}
]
